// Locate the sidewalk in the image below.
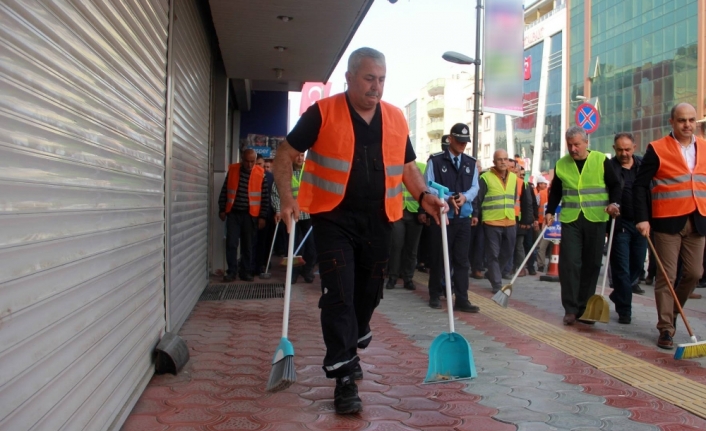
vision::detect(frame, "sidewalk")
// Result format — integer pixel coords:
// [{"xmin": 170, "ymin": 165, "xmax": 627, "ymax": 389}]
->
[{"xmin": 122, "ymin": 262, "xmax": 706, "ymax": 430}]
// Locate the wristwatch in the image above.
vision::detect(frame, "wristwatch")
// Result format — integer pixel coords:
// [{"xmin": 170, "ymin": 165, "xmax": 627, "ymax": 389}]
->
[
  {"xmin": 418, "ymin": 190, "xmax": 431, "ymax": 206},
  {"xmin": 611, "ymin": 203, "xmax": 620, "ymax": 208}
]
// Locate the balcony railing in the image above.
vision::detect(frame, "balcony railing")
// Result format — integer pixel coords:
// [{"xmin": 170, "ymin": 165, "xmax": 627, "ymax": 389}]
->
[
  {"xmin": 426, "ymin": 78, "xmax": 445, "ymax": 97},
  {"xmin": 427, "ymin": 118, "xmax": 444, "ymax": 138},
  {"xmin": 524, "ymin": 2, "xmax": 566, "ymax": 32},
  {"xmin": 426, "ymin": 98, "xmax": 444, "ymax": 117}
]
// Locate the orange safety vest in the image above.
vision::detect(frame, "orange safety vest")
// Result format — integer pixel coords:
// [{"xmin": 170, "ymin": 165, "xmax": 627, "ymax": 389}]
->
[
  {"xmin": 225, "ymin": 163, "xmax": 265, "ymax": 217},
  {"xmin": 537, "ymin": 188, "xmax": 548, "ymax": 224},
  {"xmin": 650, "ymin": 135, "xmax": 706, "ymax": 218},
  {"xmin": 297, "ymin": 93, "xmax": 408, "ymax": 221},
  {"xmin": 514, "ymin": 180, "xmax": 523, "ymax": 217}
]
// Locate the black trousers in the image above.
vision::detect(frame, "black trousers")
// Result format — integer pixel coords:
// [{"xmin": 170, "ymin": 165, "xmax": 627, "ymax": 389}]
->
[
  {"xmin": 428, "ymin": 217, "xmax": 471, "ymax": 302},
  {"xmin": 313, "ymin": 210, "xmax": 391, "ymax": 379},
  {"xmin": 469, "ymin": 220, "xmax": 484, "ymax": 272},
  {"xmin": 559, "ymin": 213, "xmax": 606, "ymax": 315},
  {"xmin": 225, "ymin": 210, "xmax": 255, "ymax": 277}
]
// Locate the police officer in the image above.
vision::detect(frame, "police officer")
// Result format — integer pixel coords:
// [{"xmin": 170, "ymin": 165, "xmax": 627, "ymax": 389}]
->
[{"xmin": 424, "ymin": 123, "xmax": 480, "ymax": 312}]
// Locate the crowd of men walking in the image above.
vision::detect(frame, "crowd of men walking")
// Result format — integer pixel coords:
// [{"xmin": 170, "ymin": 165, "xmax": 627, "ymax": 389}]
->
[{"xmin": 217, "ymin": 46, "xmax": 706, "ymax": 415}]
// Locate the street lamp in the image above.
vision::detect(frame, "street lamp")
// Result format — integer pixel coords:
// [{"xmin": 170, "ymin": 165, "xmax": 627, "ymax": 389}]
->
[
  {"xmin": 443, "ymin": 51, "xmax": 482, "ymax": 159},
  {"xmin": 441, "ymin": 0, "xmax": 483, "ymax": 158}
]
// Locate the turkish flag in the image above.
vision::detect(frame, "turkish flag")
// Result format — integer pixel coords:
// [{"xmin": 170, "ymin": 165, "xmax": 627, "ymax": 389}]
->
[
  {"xmin": 299, "ymin": 82, "xmax": 333, "ymax": 115},
  {"xmin": 524, "ymin": 56, "xmax": 531, "ymax": 80}
]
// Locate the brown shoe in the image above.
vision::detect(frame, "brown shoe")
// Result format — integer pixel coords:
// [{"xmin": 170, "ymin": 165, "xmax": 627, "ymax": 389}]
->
[
  {"xmin": 563, "ymin": 314, "xmax": 576, "ymax": 325},
  {"xmin": 517, "ymin": 269, "xmax": 528, "ymax": 277},
  {"xmin": 657, "ymin": 331, "xmax": 674, "ymax": 349},
  {"xmin": 689, "ymin": 293, "xmax": 702, "ymax": 299},
  {"xmin": 470, "ymin": 270, "xmax": 484, "ymax": 279}
]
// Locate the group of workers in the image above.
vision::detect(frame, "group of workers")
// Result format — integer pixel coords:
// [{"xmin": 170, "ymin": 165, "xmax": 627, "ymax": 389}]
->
[{"xmin": 218, "ymin": 46, "xmax": 706, "ymax": 415}]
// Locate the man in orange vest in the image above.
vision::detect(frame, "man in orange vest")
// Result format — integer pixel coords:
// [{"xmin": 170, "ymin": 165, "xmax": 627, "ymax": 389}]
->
[
  {"xmin": 634, "ymin": 102, "xmax": 706, "ymax": 349},
  {"xmin": 532, "ymin": 175, "xmax": 550, "ymax": 272},
  {"xmin": 218, "ymin": 148, "xmax": 269, "ymax": 282},
  {"xmin": 272, "ymin": 47, "xmax": 445, "ymax": 415}
]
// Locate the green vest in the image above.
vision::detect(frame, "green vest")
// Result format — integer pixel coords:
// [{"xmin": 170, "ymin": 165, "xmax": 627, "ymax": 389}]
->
[
  {"xmin": 555, "ymin": 151, "xmax": 609, "ymax": 223},
  {"xmin": 481, "ymin": 171, "xmax": 517, "ymax": 221},
  {"xmin": 402, "ymin": 161, "xmax": 426, "ymax": 213},
  {"xmin": 292, "ymin": 164, "xmax": 304, "ymax": 198}
]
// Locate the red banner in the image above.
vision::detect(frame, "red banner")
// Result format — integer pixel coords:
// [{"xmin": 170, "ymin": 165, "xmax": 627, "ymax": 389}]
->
[
  {"xmin": 299, "ymin": 82, "xmax": 332, "ymax": 115},
  {"xmin": 524, "ymin": 55, "xmax": 532, "ymax": 80}
]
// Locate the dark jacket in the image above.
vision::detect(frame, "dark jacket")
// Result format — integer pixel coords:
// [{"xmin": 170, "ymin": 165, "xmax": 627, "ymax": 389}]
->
[
  {"xmin": 633, "ymin": 143, "xmax": 706, "ymax": 235},
  {"xmin": 609, "ymin": 155, "xmax": 645, "ymax": 232}
]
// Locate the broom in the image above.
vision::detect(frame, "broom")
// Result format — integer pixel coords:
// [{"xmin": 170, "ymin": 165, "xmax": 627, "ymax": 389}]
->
[
  {"xmin": 647, "ymin": 236, "xmax": 706, "ymax": 360},
  {"xmin": 280, "ymin": 225, "xmax": 313, "ymax": 267},
  {"xmin": 266, "ymin": 216, "xmax": 298, "ymax": 392},
  {"xmin": 492, "ymin": 225, "xmax": 548, "ymax": 308}
]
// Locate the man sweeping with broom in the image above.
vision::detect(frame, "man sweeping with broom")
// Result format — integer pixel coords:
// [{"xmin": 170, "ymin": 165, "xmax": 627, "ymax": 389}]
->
[
  {"xmin": 544, "ymin": 126, "xmax": 622, "ymax": 326},
  {"xmin": 634, "ymin": 102, "xmax": 706, "ymax": 355},
  {"xmin": 272, "ymin": 47, "xmax": 446, "ymax": 415}
]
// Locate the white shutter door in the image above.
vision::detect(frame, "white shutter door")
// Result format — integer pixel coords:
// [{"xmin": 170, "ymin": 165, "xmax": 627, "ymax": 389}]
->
[
  {"xmin": 0, "ymin": 1, "xmax": 169, "ymax": 430},
  {"xmin": 166, "ymin": 0, "xmax": 211, "ymax": 332}
]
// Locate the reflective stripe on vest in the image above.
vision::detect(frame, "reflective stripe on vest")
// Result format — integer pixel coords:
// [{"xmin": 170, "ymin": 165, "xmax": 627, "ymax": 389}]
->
[
  {"xmin": 554, "ymin": 151, "xmax": 608, "ymax": 223},
  {"xmin": 650, "ymin": 135, "xmax": 706, "ymax": 218},
  {"xmin": 292, "ymin": 165, "xmax": 304, "ymax": 198},
  {"xmin": 225, "ymin": 163, "xmax": 265, "ymax": 217},
  {"xmin": 480, "ymin": 171, "xmax": 517, "ymax": 221},
  {"xmin": 297, "ymin": 93, "xmax": 408, "ymax": 221},
  {"xmin": 402, "ymin": 161, "xmax": 426, "ymax": 212}
]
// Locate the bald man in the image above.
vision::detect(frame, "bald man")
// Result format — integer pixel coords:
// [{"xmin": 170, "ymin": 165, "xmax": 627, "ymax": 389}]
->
[{"xmin": 219, "ymin": 148, "xmax": 269, "ymax": 282}]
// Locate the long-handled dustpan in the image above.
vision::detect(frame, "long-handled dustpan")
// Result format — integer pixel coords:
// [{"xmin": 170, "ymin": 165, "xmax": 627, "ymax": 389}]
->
[
  {"xmin": 647, "ymin": 237, "xmax": 706, "ymax": 359},
  {"xmin": 425, "ymin": 181, "xmax": 476, "ymax": 383},
  {"xmin": 260, "ymin": 221, "xmax": 280, "ymax": 279},
  {"xmin": 266, "ymin": 216, "xmax": 297, "ymax": 392},
  {"xmin": 579, "ymin": 217, "xmax": 616, "ymax": 323},
  {"xmin": 493, "ymin": 225, "xmax": 548, "ymax": 307},
  {"xmin": 280, "ymin": 225, "xmax": 313, "ymax": 267}
]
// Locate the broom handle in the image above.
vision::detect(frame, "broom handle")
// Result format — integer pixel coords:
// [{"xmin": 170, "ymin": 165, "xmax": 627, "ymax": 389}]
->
[
  {"xmin": 646, "ymin": 236, "xmax": 696, "ymax": 339},
  {"xmin": 440, "ymin": 209, "xmax": 455, "ymax": 334},
  {"xmin": 263, "ymin": 221, "xmax": 280, "ymax": 274},
  {"xmin": 293, "ymin": 225, "xmax": 313, "ymax": 256},
  {"xmin": 599, "ymin": 217, "xmax": 617, "ymax": 297},
  {"xmin": 509, "ymin": 225, "xmax": 548, "ymax": 285},
  {"xmin": 282, "ymin": 216, "xmax": 297, "ymax": 338}
]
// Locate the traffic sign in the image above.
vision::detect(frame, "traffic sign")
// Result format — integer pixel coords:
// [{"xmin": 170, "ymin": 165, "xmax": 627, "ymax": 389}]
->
[{"xmin": 575, "ymin": 103, "xmax": 600, "ymax": 134}]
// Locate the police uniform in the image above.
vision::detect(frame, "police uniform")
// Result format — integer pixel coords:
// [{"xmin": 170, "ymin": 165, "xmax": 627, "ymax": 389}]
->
[{"xmin": 424, "ymin": 136, "xmax": 479, "ymax": 310}]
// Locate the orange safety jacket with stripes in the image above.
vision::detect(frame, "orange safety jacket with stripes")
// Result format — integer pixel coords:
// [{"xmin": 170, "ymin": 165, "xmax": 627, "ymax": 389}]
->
[
  {"xmin": 225, "ymin": 163, "xmax": 265, "ymax": 217},
  {"xmin": 650, "ymin": 135, "xmax": 706, "ymax": 218},
  {"xmin": 297, "ymin": 93, "xmax": 408, "ymax": 222}
]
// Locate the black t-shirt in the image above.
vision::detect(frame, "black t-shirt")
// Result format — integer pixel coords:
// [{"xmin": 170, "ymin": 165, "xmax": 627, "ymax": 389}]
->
[{"xmin": 287, "ymin": 93, "xmax": 415, "ymax": 211}]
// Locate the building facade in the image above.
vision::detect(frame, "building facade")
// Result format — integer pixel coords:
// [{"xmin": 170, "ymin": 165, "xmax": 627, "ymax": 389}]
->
[{"xmin": 568, "ymin": 0, "xmax": 706, "ymax": 153}]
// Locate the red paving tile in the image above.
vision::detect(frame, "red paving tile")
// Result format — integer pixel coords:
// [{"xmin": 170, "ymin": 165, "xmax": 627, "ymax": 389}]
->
[{"xmin": 124, "ymin": 273, "xmax": 706, "ymax": 431}]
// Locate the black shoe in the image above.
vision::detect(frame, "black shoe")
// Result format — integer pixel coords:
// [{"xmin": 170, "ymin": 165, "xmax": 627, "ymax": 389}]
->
[
  {"xmin": 303, "ymin": 273, "xmax": 315, "ymax": 283},
  {"xmin": 429, "ymin": 297, "xmax": 441, "ymax": 309},
  {"xmin": 403, "ymin": 280, "xmax": 416, "ymax": 291},
  {"xmin": 385, "ymin": 278, "xmax": 396, "ymax": 290},
  {"xmin": 455, "ymin": 301, "xmax": 480, "ymax": 313},
  {"xmin": 528, "ymin": 268, "xmax": 537, "ymax": 276},
  {"xmin": 699, "ymin": 279, "xmax": 706, "ymax": 288},
  {"xmin": 645, "ymin": 276, "xmax": 654, "ymax": 285},
  {"xmin": 502, "ymin": 273, "xmax": 512, "ymax": 280},
  {"xmin": 657, "ymin": 331, "xmax": 674, "ymax": 350},
  {"xmin": 632, "ymin": 284, "xmax": 645, "ymax": 295},
  {"xmin": 352, "ymin": 363, "xmax": 363, "ymax": 380},
  {"xmin": 223, "ymin": 273, "xmax": 236, "ymax": 282},
  {"xmin": 240, "ymin": 273, "xmax": 254, "ymax": 282},
  {"xmin": 291, "ymin": 273, "xmax": 299, "ymax": 284},
  {"xmin": 576, "ymin": 318, "xmax": 595, "ymax": 325},
  {"xmin": 618, "ymin": 315, "xmax": 631, "ymax": 324},
  {"xmin": 334, "ymin": 375, "xmax": 362, "ymax": 414}
]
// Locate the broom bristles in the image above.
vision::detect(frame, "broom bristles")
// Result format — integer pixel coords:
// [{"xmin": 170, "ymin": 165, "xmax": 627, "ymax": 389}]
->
[
  {"xmin": 491, "ymin": 288, "xmax": 510, "ymax": 308},
  {"xmin": 674, "ymin": 340, "xmax": 706, "ymax": 360},
  {"xmin": 266, "ymin": 355, "xmax": 296, "ymax": 392}
]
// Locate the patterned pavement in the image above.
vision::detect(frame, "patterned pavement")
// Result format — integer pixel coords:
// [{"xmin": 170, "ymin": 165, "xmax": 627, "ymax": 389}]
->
[{"xmin": 122, "ymin": 261, "xmax": 706, "ymax": 431}]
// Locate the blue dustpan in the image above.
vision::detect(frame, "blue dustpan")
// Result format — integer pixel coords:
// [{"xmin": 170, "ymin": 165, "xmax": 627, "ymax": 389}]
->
[{"xmin": 424, "ymin": 181, "xmax": 477, "ymax": 383}]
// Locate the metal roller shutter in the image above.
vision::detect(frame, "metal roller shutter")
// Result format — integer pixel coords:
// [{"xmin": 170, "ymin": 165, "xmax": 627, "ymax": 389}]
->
[
  {"xmin": 0, "ymin": 0, "xmax": 169, "ymax": 430},
  {"xmin": 166, "ymin": 0, "xmax": 211, "ymax": 332}
]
